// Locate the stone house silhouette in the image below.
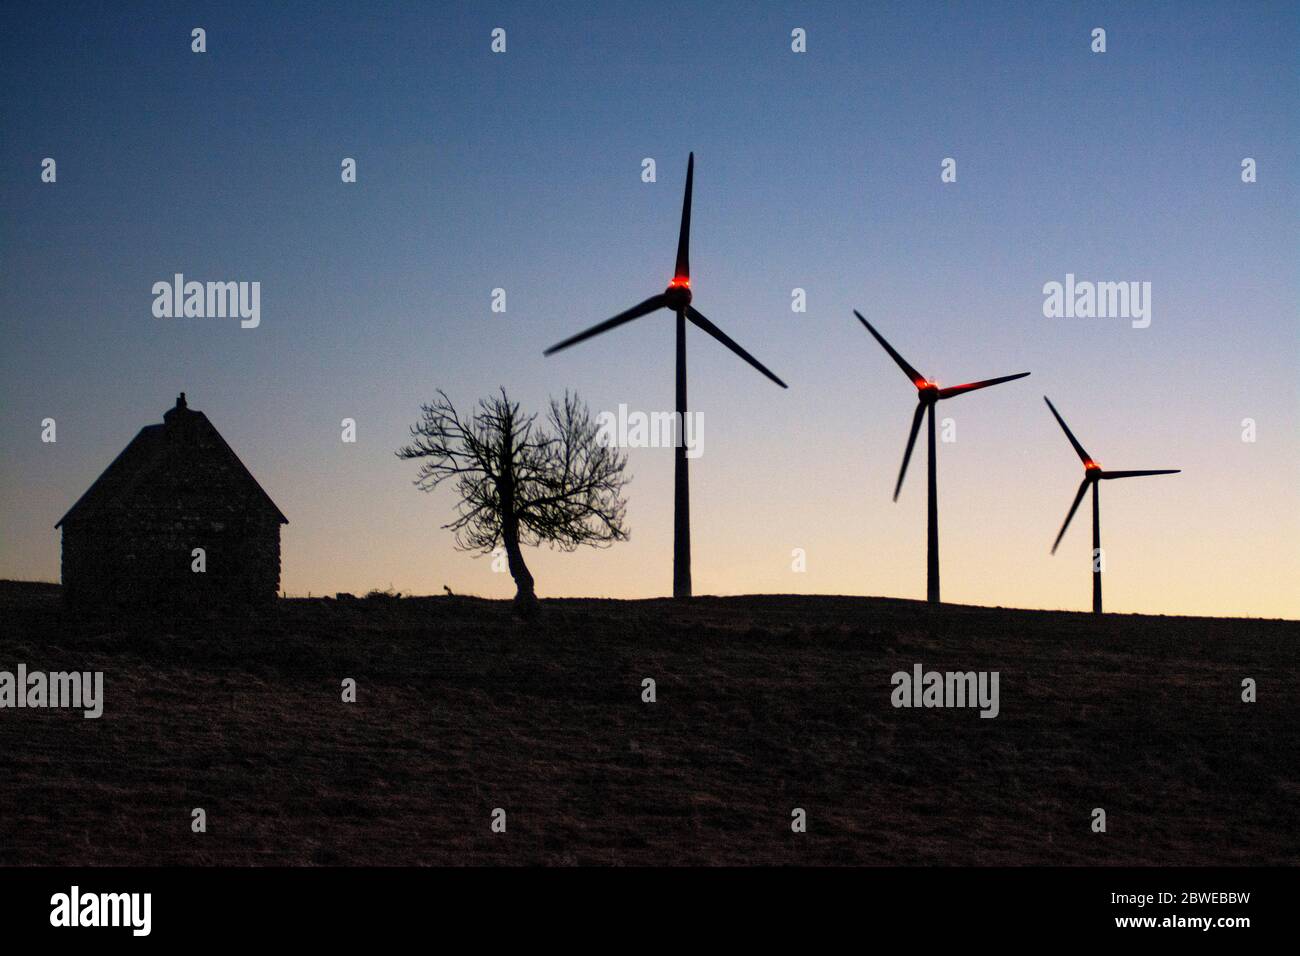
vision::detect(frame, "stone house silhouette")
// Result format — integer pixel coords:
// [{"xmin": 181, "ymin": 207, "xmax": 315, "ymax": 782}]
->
[{"xmin": 56, "ymin": 394, "xmax": 287, "ymax": 606}]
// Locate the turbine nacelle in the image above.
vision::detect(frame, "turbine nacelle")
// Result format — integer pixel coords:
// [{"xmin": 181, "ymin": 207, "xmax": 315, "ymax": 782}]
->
[{"xmin": 664, "ymin": 277, "xmax": 692, "ymax": 309}]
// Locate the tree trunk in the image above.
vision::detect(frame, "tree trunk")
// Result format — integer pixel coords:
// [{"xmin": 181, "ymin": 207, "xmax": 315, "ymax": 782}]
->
[
  {"xmin": 497, "ymin": 417, "xmax": 538, "ymax": 618},
  {"xmin": 502, "ymin": 513, "xmax": 537, "ymax": 617}
]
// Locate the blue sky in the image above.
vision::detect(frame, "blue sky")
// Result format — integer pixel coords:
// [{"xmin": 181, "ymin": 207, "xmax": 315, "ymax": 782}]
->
[{"xmin": 2, "ymin": 1, "xmax": 1296, "ymax": 615}]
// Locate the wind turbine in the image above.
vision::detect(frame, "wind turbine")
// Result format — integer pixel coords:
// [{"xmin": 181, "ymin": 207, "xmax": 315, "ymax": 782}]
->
[
  {"xmin": 854, "ymin": 311, "xmax": 1029, "ymax": 604},
  {"xmin": 544, "ymin": 153, "xmax": 787, "ymax": 599},
  {"xmin": 1044, "ymin": 396, "xmax": 1180, "ymax": 614}
]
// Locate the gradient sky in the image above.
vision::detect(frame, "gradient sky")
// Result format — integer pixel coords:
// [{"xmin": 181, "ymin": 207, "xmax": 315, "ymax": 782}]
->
[{"xmin": 2, "ymin": 1, "xmax": 1296, "ymax": 617}]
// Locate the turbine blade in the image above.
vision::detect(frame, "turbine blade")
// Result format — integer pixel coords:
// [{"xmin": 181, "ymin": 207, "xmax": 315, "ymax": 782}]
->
[
  {"xmin": 853, "ymin": 311, "xmax": 925, "ymax": 387},
  {"xmin": 1043, "ymin": 396, "xmax": 1094, "ymax": 466},
  {"xmin": 685, "ymin": 306, "xmax": 788, "ymax": 388},
  {"xmin": 674, "ymin": 153, "xmax": 693, "ymax": 281},
  {"xmin": 937, "ymin": 372, "xmax": 1030, "ymax": 399},
  {"xmin": 543, "ymin": 295, "xmax": 668, "ymax": 355},
  {"xmin": 1100, "ymin": 469, "xmax": 1181, "ymax": 479},
  {"xmin": 1052, "ymin": 479, "xmax": 1090, "ymax": 554},
  {"xmin": 894, "ymin": 402, "xmax": 926, "ymax": 501}
]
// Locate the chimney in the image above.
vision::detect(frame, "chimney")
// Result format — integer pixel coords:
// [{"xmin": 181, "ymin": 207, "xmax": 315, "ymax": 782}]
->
[{"xmin": 164, "ymin": 392, "xmax": 195, "ymax": 429}]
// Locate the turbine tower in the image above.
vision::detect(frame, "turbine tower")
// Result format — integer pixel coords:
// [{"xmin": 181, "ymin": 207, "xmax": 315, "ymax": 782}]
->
[
  {"xmin": 1044, "ymin": 396, "xmax": 1180, "ymax": 613},
  {"xmin": 855, "ymin": 311, "xmax": 1029, "ymax": 603},
  {"xmin": 545, "ymin": 154, "xmax": 787, "ymax": 599}
]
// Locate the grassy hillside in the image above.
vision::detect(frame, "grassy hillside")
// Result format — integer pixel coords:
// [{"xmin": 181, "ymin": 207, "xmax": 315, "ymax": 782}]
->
[{"xmin": 0, "ymin": 580, "xmax": 1295, "ymax": 865}]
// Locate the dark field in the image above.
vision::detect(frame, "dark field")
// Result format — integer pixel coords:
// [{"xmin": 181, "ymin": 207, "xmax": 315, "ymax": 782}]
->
[{"xmin": 0, "ymin": 580, "xmax": 1296, "ymax": 866}]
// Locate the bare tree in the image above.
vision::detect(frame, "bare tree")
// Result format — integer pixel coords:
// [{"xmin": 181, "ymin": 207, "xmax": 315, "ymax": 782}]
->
[{"xmin": 397, "ymin": 388, "xmax": 630, "ymax": 614}]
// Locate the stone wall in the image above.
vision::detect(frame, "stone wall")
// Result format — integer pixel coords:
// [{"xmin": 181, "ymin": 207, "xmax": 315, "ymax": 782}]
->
[{"xmin": 62, "ymin": 511, "xmax": 281, "ymax": 608}]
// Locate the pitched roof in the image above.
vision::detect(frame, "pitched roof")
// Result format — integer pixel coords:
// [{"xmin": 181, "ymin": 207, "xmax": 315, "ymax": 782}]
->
[{"xmin": 56, "ymin": 394, "xmax": 288, "ymax": 528}]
